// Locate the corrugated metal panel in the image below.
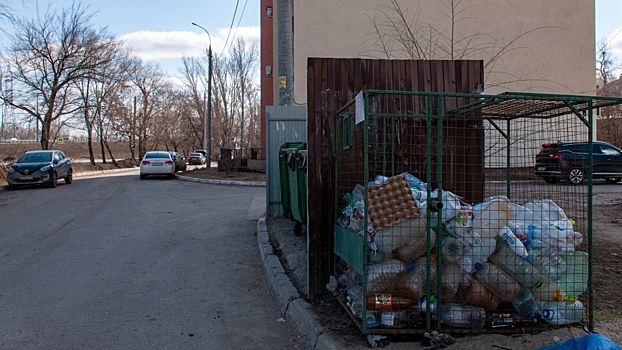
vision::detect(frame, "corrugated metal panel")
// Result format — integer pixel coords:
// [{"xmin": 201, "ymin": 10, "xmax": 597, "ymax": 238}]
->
[
  {"xmin": 266, "ymin": 106, "xmax": 308, "ymax": 217},
  {"xmin": 306, "ymin": 58, "xmax": 485, "ymax": 298}
]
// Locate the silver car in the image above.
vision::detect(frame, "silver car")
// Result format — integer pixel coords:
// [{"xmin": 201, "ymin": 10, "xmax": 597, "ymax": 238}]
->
[
  {"xmin": 7, "ymin": 150, "xmax": 73, "ymax": 190},
  {"xmin": 139, "ymin": 151, "xmax": 176, "ymax": 179}
]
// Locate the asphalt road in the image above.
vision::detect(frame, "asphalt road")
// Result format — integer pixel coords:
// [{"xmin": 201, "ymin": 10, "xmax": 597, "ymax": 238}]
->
[{"xmin": 0, "ymin": 171, "xmax": 298, "ymax": 349}]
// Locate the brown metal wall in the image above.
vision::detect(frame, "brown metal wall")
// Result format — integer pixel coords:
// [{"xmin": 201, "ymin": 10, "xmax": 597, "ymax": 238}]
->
[{"xmin": 306, "ymin": 58, "xmax": 484, "ymax": 298}]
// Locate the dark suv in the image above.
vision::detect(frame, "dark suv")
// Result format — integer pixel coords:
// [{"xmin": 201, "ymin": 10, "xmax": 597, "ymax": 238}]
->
[{"xmin": 535, "ymin": 141, "xmax": 622, "ymax": 184}]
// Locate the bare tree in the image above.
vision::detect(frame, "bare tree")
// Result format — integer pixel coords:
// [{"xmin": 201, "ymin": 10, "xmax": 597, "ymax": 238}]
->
[
  {"xmin": 364, "ymin": 0, "xmax": 562, "ymax": 91},
  {"xmin": 126, "ymin": 59, "xmax": 170, "ymax": 158},
  {"xmin": 1, "ymin": 2, "xmax": 119, "ymax": 149},
  {"xmin": 179, "ymin": 55, "xmax": 207, "ymax": 149},
  {"xmin": 597, "ymin": 79, "xmax": 622, "ymax": 148},
  {"xmin": 596, "ymin": 38, "xmax": 620, "ymax": 86}
]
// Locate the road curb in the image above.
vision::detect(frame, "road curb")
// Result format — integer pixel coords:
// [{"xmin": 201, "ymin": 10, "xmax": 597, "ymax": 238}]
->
[
  {"xmin": 257, "ymin": 217, "xmax": 338, "ymax": 350},
  {"xmin": 176, "ymin": 174, "xmax": 266, "ymax": 187}
]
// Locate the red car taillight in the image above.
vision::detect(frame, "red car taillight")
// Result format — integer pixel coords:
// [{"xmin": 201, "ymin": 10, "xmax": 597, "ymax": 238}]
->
[
  {"xmin": 165, "ymin": 160, "xmax": 174, "ymax": 165},
  {"xmin": 551, "ymin": 154, "xmax": 563, "ymax": 159},
  {"xmin": 142, "ymin": 160, "xmax": 151, "ymax": 165}
]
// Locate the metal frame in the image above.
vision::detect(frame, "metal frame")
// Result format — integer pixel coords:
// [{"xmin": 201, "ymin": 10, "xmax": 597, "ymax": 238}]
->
[{"xmin": 333, "ymin": 90, "xmax": 622, "ymax": 345}]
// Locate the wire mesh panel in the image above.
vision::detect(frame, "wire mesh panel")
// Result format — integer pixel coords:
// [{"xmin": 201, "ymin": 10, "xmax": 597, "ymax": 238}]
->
[{"xmin": 332, "ymin": 90, "xmax": 622, "ymax": 342}]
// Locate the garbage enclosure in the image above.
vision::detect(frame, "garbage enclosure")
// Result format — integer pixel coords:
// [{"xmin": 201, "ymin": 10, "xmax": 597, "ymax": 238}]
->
[
  {"xmin": 332, "ymin": 90, "xmax": 622, "ymax": 347},
  {"xmin": 279, "ymin": 142, "xmax": 307, "ymax": 235}
]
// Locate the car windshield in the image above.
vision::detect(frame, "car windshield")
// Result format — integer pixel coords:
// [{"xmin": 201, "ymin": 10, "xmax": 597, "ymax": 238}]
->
[
  {"xmin": 144, "ymin": 153, "xmax": 170, "ymax": 159},
  {"xmin": 17, "ymin": 152, "xmax": 52, "ymax": 163},
  {"xmin": 190, "ymin": 153, "xmax": 202, "ymax": 157}
]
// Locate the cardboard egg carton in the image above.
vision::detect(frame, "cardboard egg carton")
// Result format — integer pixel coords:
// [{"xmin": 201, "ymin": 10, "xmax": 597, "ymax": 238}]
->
[{"xmin": 368, "ymin": 174, "xmax": 420, "ymax": 232}]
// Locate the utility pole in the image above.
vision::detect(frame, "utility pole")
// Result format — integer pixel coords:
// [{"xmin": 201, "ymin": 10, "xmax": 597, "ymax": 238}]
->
[
  {"xmin": 192, "ymin": 22, "xmax": 213, "ymax": 167},
  {"xmin": 277, "ymin": 0, "xmax": 293, "ymax": 106}
]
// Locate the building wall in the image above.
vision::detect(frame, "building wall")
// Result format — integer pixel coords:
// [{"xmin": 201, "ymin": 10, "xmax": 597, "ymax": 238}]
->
[{"xmin": 286, "ymin": 0, "xmax": 595, "ymax": 103}]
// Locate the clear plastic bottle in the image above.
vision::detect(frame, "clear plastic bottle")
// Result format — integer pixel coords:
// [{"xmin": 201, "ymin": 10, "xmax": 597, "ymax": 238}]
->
[
  {"xmin": 441, "ymin": 302, "xmax": 486, "ymax": 329},
  {"xmin": 395, "ymin": 256, "xmax": 438, "ymax": 301},
  {"xmin": 473, "ymin": 262, "xmax": 522, "ymax": 302},
  {"xmin": 558, "ymin": 251, "xmax": 589, "ymax": 299},
  {"xmin": 392, "ymin": 228, "xmax": 437, "ymax": 264},
  {"xmin": 441, "ymin": 237, "xmax": 464, "ymax": 263},
  {"xmin": 457, "ymin": 274, "xmax": 500, "ymax": 312},
  {"xmin": 488, "ymin": 243, "xmax": 541, "ymax": 288},
  {"xmin": 541, "ymin": 300, "xmax": 585, "ymax": 325},
  {"xmin": 431, "ymin": 262, "xmax": 462, "ymax": 300},
  {"xmin": 498, "ymin": 226, "xmax": 529, "ymax": 258},
  {"xmin": 524, "ymin": 237, "xmax": 566, "ymax": 281},
  {"xmin": 512, "ymin": 287, "xmax": 542, "ymax": 320},
  {"xmin": 472, "ymin": 199, "xmax": 514, "ymax": 240},
  {"xmin": 529, "ymin": 276, "xmax": 565, "ymax": 302}
]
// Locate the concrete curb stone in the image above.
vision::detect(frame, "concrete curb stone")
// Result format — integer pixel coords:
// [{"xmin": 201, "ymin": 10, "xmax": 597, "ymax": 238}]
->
[
  {"xmin": 176, "ymin": 174, "xmax": 265, "ymax": 187},
  {"xmin": 257, "ymin": 217, "xmax": 339, "ymax": 350}
]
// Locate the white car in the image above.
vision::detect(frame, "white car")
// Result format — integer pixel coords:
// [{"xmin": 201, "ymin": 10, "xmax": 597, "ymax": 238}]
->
[{"xmin": 140, "ymin": 151, "xmax": 176, "ymax": 179}]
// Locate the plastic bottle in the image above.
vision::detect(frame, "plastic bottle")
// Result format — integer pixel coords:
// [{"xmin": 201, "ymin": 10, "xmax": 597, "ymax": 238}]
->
[
  {"xmin": 366, "ymin": 293, "xmax": 413, "ymax": 310},
  {"xmin": 441, "ymin": 237, "xmax": 464, "ymax": 263},
  {"xmin": 473, "ymin": 262, "xmax": 522, "ymax": 302},
  {"xmin": 392, "ymin": 227, "xmax": 437, "ymax": 264},
  {"xmin": 497, "ymin": 226, "xmax": 529, "ymax": 258},
  {"xmin": 488, "ymin": 243, "xmax": 541, "ymax": 288},
  {"xmin": 455, "ymin": 204, "xmax": 474, "ymax": 234},
  {"xmin": 379, "ymin": 310, "xmax": 409, "ymax": 328},
  {"xmin": 558, "ymin": 251, "xmax": 589, "ymax": 300},
  {"xmin": 524, "ymin": 238, "xmax": 566, "ymax": 281},
  {"xmin": 366, "ymin": 258, "xmax": 406, "ymax": 293},
  {"xmin": 395, "ymin": 256, "xmax": 438, "ymax": 301},
  {"xmin": 471, "ymin": 199, "xmax": 514, "ymax": 240},
  {"xmin": 528, "ymin": 276, "xmax": 565, "ymax": 302},
  {"xmin": 441, "ymin": 303, "xmax": 486, "ymax": 329},
  {"xmin": 541, "ymin": 300, "xmax": 585, "ymax": 325},
  {"xmin": 373, "ymin": 217, "xmax": 428, "ymax": 256},
  {"xmin": 431, "ymin": 262, "xmax": 462, "ymax": 300},
  {"xmin": 457, "ymin": 274, "xmax": 500, "ymax": 312},
  {"xmin": 512, "ymin": 287, "xmax": 542, "ymax": 320}
]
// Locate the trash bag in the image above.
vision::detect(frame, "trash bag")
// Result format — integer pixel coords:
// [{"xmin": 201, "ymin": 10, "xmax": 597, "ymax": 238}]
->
[{"xmin": 536, "ymin": 333, "xmax": 622, "ymax": 350}]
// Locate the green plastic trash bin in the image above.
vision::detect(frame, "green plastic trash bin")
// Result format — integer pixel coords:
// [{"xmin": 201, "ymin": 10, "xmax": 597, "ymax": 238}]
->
[
  {"xmin": 288, "ymin": 147, "xmax": 307, "ymax": 235},
  {"xmin": 280, "ymin": 142, "xmax": 307, "ymax": 236},
  {"xmin": 278, "ymin": 142, "xmax": 305, "ymax": 219}
]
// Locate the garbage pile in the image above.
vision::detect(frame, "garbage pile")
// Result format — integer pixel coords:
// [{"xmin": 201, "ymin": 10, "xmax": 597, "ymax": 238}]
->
[{"xmin": 333, "ymin": 173, "xmax": 589, "ymax": 330}]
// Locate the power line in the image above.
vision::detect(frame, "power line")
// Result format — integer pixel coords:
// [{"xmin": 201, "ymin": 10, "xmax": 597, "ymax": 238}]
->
[
  {"xmin": 229, "ymin": 0, "xmax": 249, "ymax": 49},
  {"xmin": 220, "ymin": 0, "xmax": 240, "ymax": 56}
]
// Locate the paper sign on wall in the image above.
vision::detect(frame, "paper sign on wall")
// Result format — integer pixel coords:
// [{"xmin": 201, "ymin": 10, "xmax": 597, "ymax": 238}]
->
[{"xmin": 355, "ymin": 91, "xmax": 365, "ymax": 124}]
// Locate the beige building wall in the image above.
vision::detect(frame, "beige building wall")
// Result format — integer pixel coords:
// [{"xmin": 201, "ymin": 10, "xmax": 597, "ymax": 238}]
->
[{"xmin": 286, "ymin": 0, "xmax": 595, "ymax": 104}]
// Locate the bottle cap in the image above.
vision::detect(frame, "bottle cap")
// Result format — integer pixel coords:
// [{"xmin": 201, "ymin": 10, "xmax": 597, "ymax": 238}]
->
[
  {"xmin": 473, "ymin": 262, "xmax": 483, "ymax": 273},
  {"xmin": 523, "ymin": 238, "xmax": 532, "ymax": 247},
  {"xmin": 552, "ymin": 290, "xmax": 563, "ymax": 302},
  {"xmin": 405, "ymin": 257, "xmax": 415, "ymax": 271}
]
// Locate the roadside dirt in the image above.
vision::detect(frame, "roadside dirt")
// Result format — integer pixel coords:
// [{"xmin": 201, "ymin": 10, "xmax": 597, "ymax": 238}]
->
[{"xmin": 180, "ymin": 168, "xmax": 266, "ymax": 182}]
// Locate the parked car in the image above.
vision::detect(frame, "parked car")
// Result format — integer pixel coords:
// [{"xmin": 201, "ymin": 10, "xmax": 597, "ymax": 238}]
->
[
  {"xmin": 168, "ymin": 152, "xmax": 187, "ymax": 172},
  {"xmin": 7, "ymin": 150, "xmax": 72, "ymax": 190},
  {"xmin": 188, "ymin": 152, "xmax": 206, "ymax": 165},
  {"xmin": 535, "ymin": 141, "xmax": 622, "ymax": 184},
  {"xmin": 140, "ymin": 151, "xmax": 176, "ymax": 179}
]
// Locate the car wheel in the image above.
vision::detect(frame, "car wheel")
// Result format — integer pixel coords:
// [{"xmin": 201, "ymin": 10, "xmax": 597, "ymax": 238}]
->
[
  {"xmin": 48, "ymin": 172, "xmax": 57, "ymax": 188},
  {"xmin": 568, "ymin": 167, "xmax": 584, "ymax": 185},
  {"xmin": 606, "ymin": 177, "xmax": 620, "ymax": 184},
  {"xmin": 7, "ymin": 184, "xmax": 17, "ymax": 191},
  {"xmin": 140, "ymin": 174, "xmax": 146, "ymax": 180},
  {"xmin": 543, "ymin": 176, "xmax": 559, "ymax": 184},
  {"xmin": 65, "ymin": 169, "xmax": 73, "ymax": 184},
  {"xmin": 169, "ymin": 173, "xmax": 176, "ymax": 179}
]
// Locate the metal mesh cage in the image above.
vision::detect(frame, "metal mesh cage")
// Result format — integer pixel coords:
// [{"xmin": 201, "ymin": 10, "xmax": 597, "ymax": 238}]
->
[{"xmin": 332, "ymin": 90, "xmax": 622, "ymax": 341}]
